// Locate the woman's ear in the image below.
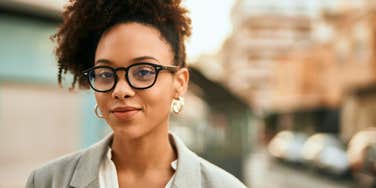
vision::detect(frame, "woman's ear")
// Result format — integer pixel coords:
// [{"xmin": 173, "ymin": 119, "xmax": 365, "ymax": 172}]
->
[{"xmin": 173, "ymin": 67, "xmax": 189, "ymax": 97}]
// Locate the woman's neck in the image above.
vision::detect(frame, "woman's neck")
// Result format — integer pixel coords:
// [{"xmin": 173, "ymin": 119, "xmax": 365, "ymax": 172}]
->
[{"xmin": 110, "ymin": 127, "xmax": 177, "ymax": 175}]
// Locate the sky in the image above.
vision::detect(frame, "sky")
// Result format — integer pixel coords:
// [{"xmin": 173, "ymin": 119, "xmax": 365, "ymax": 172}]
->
[{"xmin": 183, "ymin": 0, "xmax": 236, "ymax": 61}]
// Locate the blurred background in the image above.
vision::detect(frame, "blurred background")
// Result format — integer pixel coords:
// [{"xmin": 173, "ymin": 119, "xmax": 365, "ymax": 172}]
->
[{"xmin": 1, "ymin": 0, "xmax": 376, "ymax": 187}]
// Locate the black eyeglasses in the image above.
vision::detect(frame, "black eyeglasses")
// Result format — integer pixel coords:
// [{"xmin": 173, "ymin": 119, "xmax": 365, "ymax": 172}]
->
[{"xmin": 82, "ymin": 62, "xmax": 179, "ymax": 92}]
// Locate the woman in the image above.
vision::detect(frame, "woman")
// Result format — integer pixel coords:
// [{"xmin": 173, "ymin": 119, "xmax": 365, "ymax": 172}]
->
[{"xmin": 26, "ymin": 0, "xmax": 247, "ymax": 187}]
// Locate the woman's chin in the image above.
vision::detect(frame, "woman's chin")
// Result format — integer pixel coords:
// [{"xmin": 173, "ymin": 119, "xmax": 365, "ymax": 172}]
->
[{"xmin": 110, "ymin": 124, "xmax": 148, "ymax": 140}]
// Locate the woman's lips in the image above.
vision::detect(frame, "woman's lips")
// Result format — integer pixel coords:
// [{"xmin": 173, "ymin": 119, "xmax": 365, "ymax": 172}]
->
[{"xmin": 110, "ymin": 106, "xmax": 141, "ymax": 120}]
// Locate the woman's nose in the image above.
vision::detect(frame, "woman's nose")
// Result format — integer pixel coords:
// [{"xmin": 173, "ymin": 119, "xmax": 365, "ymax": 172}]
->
[{"xmin": 111, "ymin": 76, "xmax": 135, "ymax": 100}]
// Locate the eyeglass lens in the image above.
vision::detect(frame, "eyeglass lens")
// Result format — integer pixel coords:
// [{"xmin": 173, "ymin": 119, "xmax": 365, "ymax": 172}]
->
[{"xmin": 88, "ymin": 64, "xmax": 158, "ymax": 91}]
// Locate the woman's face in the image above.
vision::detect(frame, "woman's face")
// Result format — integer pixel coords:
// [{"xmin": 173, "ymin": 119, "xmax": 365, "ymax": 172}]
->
[{"xmin": 94, "ymin": 22, "xmax": 188, "ymax": 139}]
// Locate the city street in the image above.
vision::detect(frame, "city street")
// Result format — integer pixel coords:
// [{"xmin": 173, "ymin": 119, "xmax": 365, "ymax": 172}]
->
[
  {"xmin": 245, "ymin": 149, "xmax": 358, "ymax": 188},
  {"xmin": 1, "ymin": 1, "xmax": 376, "ymax": 188}
]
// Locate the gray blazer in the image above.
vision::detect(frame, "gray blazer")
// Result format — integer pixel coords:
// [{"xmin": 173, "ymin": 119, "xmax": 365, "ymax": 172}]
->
[{"xmin": 25, "ymin": 132, "xmax": 247, "ymax": 188}]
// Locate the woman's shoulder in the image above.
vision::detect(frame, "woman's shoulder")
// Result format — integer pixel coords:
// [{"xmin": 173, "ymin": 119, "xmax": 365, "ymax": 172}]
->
[
  {"xmin": 33, "ymin": 149, "xmax": 84, "ymax": 174},
  {"xmin": 169, "ymin": 132, "xmax": 248, "ymax": 188},
  {"xmin": 26, "ymin": 149, "xmax": 85, "ymax": 187},
  {"xmin": 197, "ymin": 156, "xmax": 248, "ymax": 188},
  {"xmin": 26, "ymin": 134, "xmax": 112, "ymax": 187}
]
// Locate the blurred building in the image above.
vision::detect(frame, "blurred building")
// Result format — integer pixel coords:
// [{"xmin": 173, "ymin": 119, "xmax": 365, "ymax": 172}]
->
[
  {"xmin": 221, "ymin": 0, "xmax": 314, "ymax": 111},
  {"xmin": 218, "ymin": 0, "xmax": 376, "ymax": 142}
]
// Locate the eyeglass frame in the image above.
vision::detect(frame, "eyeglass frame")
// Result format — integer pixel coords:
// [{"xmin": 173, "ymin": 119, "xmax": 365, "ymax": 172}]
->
[{"xmin": 82, "ymin": 62, "xmax": 180, "ymax": 92}]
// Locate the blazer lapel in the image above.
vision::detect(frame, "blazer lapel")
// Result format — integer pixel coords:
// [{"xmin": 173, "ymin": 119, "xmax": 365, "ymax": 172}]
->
[
  {"xmin": 85, "ymin": 179, "xmax": 100, "ymax": 188},
  {"xmin": 169, "ymin": 132, "xmax": 202, "ymax": 188},
  {"xmin": 69, "ymin": 134, "xmax": 113, "ymax": 188}
]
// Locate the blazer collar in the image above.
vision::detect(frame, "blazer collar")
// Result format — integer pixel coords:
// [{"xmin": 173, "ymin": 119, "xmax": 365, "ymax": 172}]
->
[
  {"xmin": 169, "ymin": 132, "xmax": 201, "ymax": 188},
  {"xmin": 68, "ymin": 132, "xmax": 202, "ymax": 188},
  {"xmin": 69, "ymin": 133, "xmax": 113, "ymax": 188}
]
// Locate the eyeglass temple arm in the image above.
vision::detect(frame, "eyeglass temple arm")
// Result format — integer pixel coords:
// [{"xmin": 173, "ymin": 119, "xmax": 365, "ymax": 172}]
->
[{"xmin": 162, "ymin": 65, "xmax": 180, "ymax": 72}]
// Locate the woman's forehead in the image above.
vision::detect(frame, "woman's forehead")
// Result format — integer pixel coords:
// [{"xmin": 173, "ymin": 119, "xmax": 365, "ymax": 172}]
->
[
  {"xmin": 94, "ymin": 56, "xmax": 161, "ymax": 67},
  {"xmin": 95, "ymin": 22, "xmax": 174, "ymax": 66}
]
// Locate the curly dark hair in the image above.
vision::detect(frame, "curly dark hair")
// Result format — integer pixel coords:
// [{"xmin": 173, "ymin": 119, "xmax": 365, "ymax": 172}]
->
[{"xmin": 52, "ymin": 0, "xmax": 192, "ymax": 89}]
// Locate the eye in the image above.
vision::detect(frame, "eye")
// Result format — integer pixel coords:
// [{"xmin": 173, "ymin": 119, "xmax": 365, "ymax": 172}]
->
[
  {"xmin": 98, "ymin": 71, "xmax": 114, "ymax": 79},
  {"xmin": 138, "ymin": 69, "xmax": 153, "ymax": 76},
  {"xmin": 90, "ymin": 68, "xmax": 114, "ymax": 82},
  {"xmin": 131, "ymin": 65, "xmax": 156, "ymax": 81}
]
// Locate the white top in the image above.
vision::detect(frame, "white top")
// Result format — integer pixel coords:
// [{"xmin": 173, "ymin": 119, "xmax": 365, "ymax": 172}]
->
[{"xmin": 98, "ymin": 147, "xmax": 177, "ymax": 188}]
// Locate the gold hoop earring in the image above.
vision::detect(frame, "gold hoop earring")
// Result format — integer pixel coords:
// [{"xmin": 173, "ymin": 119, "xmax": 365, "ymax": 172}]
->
[
  {"xmin": 171, "ymin": 96, "xmax": 184, "ymax": 114},
  {"xmin": 94, "ymin": 104, "xmax": 104, "ymax": 118}
]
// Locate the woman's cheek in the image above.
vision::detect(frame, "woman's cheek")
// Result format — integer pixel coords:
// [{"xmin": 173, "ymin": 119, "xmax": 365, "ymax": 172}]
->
[
  {"xmin": 145, "ymin": 91, "xmax": 171, "ymax": 116},
  {"xmin": 95, "ymin": 93, "xmax": 110, "ymax": 115}
]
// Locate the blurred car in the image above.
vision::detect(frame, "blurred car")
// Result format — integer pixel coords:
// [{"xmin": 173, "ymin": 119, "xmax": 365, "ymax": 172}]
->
[
  {"xmin": 268, "ymin": 130, "xmax": 308, "ymax": 164},
  {"xmin": 301, "ymin": 133, "xmax": 349, "ymax": 176},
  {"xmin": 347, "ymin": 128, "xmax": 376, "ymax": 187}
]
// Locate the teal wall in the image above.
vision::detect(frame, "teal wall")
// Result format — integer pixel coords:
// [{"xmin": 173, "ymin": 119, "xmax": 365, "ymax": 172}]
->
[
  {"xmin": 80, "ymin": 91, "xmax": 111, "ymax": 148},
  {"xmin": 0, "ymin": 14, "xmax": 106, "ymax": 148},
  {"xmin": 0, "ymin": 15, "xmax": 57, "ymax": 84}
]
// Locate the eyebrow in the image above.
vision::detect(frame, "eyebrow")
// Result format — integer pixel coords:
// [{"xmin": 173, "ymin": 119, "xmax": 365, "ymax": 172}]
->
[{"xmin": 95, "ymin": 56, "xmax": 161, "ymax": 65}]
